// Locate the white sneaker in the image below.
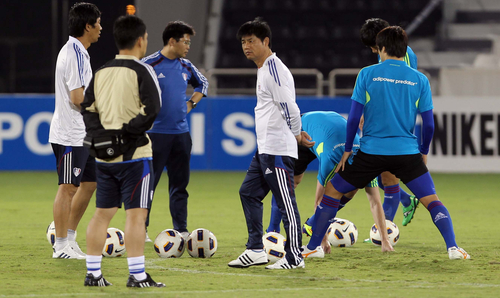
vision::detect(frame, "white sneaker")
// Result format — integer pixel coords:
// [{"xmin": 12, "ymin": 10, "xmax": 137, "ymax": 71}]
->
[
  {"xmin": 53, "ymin": 244, "xmax": 86, "ymax": 259},
  {"xmin": 301, "ymin": 245, "xmax": 324, "ymax": 259},
  {"xmin": 266, "ymin": 257, "xmax": 305, "ymax": 270},
  {"xmin": 69, "ymin": 240, "xmax": 86, "ymax": 257},
  {"xmin": 145, "ymin": 232, "xmax": 152, "ymax": 243},
  {"xmin": 228, "ymin": 249, "xmax": 268, "ymax": 268},
  {"xmin": 180, "ymin": 232, "xmax": 190, "ymax": 241},
  {"xmin": 448, "ymin": 246, "xmax": 470, "ymax": 260}
]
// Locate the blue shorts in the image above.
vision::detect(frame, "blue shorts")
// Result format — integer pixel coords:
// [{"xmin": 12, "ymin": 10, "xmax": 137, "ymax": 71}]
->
[
  {"xmin": 95, "ymin": 158, "xmax": 154, "ymax": 210},
  {"xmin": 51, "ymin": 144, "xmax": 96, "ymax": 186}
]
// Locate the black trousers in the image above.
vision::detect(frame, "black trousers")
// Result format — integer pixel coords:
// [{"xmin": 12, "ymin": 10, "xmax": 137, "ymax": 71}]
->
[
  {"xmin": 146, "ymin": 132, "xmax": 192, "ymax": 232},
  {"xmin": 239, "ymin": 152, "xmax": 303, "ymax": 265}
]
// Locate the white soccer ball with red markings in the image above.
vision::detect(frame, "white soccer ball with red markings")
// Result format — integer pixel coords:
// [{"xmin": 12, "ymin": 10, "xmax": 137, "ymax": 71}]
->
[
  {"xmin": 262, "ymin": 232, "xmax": 286, "ymax": 263},
  {"xmin": 186, "ymin": 228, "xmax": 217, "ymax": 258},
  {"xmin": 370, "ymin": 220, "xmax": 400, "ymax": 246},
  {"xmin": 102, "ymin": 228, "xmax": 126, "ymax": 257},
  {"xmin": 154, "ymin": 229, "xmax": 185, "ymax": 258}
]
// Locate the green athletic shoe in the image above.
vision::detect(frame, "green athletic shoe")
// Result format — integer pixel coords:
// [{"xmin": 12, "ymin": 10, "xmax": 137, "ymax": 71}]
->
[
  {"xmin": 402, "ymin": 195, "xmax": 419, "ymax": 226},
  {"xmin": 363, "ymin": 238, "xmax": 372, "ymax": 243},
  {"xmin": 302, "ymin": 220, "xmax": 313, "ymax": 237}
]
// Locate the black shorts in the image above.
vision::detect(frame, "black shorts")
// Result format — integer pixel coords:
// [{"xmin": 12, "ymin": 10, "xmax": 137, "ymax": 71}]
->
[
  {"xmin": 294, "ymin": 145, "xmax": 317, "ymax": 176},
  {"xmin": 95, "ymin": 159, "xmax": 154, "ymax": 210},
  {"xmin": 338, "ymin": 150, "xmax": 428, "ymax": 189},
  {"xmin": 51, "ymin": 144, "xmax": 96, "ymax": 186}
]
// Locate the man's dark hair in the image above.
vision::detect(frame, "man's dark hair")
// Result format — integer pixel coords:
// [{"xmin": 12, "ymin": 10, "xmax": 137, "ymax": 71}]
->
[
  {"xmin": 113, "ymin": 15, "xmax": 147, "ymax": 50},
  {"xmin": 162, "ymin": 21, "xmax": 195, "ymax": 45},
  {"xmin": 236, "ymin": 17, "xmax": 272, "ymax": 49},
  {"xmin": 376, "ymin": 26, "xmax": 408, "ymax": 58},
  {"xmin": 360, "ymin": 18, "xmax": 390, "ymax": 48},
  {"xmin": 68, "ymin": 2, "xmax": 101, "ymax": 38}
]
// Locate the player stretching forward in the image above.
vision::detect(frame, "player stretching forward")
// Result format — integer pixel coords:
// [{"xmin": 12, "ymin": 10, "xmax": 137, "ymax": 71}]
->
[
  {"xmin": 324, "ymin": 26, "xmax": 469, "ymax": 260},
  {"xmin": 266, "ymin": 111, "xmax": 394, "ymax": 257},
  {"xmin": 228, "ymin": 18, "xmax": 313, "ymax": 270},
  {"xmin": 360, "ymin": 18, "xmax": 420, "ymax": 227}
]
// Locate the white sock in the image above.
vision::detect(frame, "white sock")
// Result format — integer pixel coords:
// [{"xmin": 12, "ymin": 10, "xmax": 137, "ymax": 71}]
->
[
  {"xmin": 128, "ymin": 256, "xmax": 147, "ymax": 281},
  {"xmin": 86, "ymin": 255, "xmax": 103, "ymax": 278},
  {"xmin": 67, "ymin": 229, "xmax": 76, "ymax": 242},
  {"xmin": 55, "ymin": 237, "xmax": 68, "ymax": 251}
]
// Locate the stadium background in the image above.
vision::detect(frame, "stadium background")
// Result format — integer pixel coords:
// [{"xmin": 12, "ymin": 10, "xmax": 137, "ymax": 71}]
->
[{"xmin": 1, "ymin": 0, "xmax": 499, "ymax": 172}]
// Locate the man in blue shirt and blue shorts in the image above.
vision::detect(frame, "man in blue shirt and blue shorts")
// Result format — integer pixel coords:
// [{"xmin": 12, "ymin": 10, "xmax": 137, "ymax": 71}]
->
[{"xmin": 321, "ymin": 26, "xmax": 470, "ymax": 260}]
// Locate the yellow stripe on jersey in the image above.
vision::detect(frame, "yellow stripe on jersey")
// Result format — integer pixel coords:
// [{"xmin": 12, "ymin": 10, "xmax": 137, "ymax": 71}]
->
[
  {"xmin": 416, "ymin": 98, "xmax": 420, "ymax": 109},
  {"xmin": 404, "ymin": 52, "xmax": 410, "ymax": 66},
  {"xmin": 366, "ymin": 91, "xmax": 371, "ymax": 104},
  {"xmin": 323, "ymin": 164, "xmax": 338, "ymax": 187},
  {"xmin": 316, "ymin": 142, "xmax": 324, "ymax": 156}
]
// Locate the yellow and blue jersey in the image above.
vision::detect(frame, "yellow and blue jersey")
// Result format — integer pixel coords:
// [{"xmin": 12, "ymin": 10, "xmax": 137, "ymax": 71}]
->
[
  {"xmin": 301, "ymin": 111, "xmax": 360, "ymax": 186},
  {"xmin": 351, "ymin": 59, "xmax": 433, "ymax": 155}
]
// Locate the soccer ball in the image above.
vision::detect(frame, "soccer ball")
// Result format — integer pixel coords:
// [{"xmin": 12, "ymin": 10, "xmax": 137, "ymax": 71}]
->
[
  {"xmin": 186, "ymin": 228, "xmax": 217, "ymax": 258},
  {"xmin": 102, "ymin": 228, "xmax": 126, "ymax": 257},
  {"xmin": 370, "ymin": 220, "xmax": 400, "ymax": 246},
  {"xmin": 327, "ymin": 218, "xmax": 358, "ymax": 247},
  {"xmin": 262, "ymin": 232, "xmax": 286, "ymax": 263},
  {"xmin": 46, "ymin": 221, "xmax": 56, "ymax": 247},
  {"xmin": 154, "ymin": 229, "xmax": 185, "ymax": 258}
]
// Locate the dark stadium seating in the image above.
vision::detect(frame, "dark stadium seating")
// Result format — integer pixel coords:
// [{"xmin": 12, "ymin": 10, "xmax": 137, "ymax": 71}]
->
[{"xmin": 216, "ymin": 0, "xmax": 443, "ymax": 92}]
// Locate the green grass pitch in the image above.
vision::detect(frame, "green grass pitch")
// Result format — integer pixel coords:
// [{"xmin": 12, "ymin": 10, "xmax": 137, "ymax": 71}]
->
[{"xmin": 0, "ymin": 171, "xmax": 499, "ymax": 297}]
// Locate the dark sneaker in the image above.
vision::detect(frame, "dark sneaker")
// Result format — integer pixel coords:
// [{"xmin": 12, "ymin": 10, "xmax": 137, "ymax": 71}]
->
[
  {"xmin": 126, "ymin": 273, "xmax": 165, "ymax": 288},
  {"xmin": 402, "ymin": 196, "xmax": 419, "ymax": 226},
  {"xmin": 84, "ymin": 273, "xmax": 112, "ymax": 287}
]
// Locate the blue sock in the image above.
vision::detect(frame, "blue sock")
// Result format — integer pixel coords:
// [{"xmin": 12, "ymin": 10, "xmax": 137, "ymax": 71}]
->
[
  {"xmin": 338, "ymin": 195, "xmax": 352, "ymax": 211},
  {"xmin": 306, "ymin": 195, "xmax": 349, "ymax": 228},
  {"xmin": 383, "ymin": 184, "xmax": 401, "ymax": 221},
  {"xmin": 400, "ymin": 188, "xmax": 412, "ymax": 208},
  {"xmin": 377, "ymin": 175, "xmax": 385, "ymax": 191},
  {"xmin": 427, "ymin": 201, "xmax": 457, "ymax": 249},
  {"xmin": 307, "ymin": 195, "xmax": 340, "ymax": 250},
  {"xmin": 305, "ymin": 214, "xmax": 315, "ymax": 226},
  {"xmin": 266, "ymin": 195, "xmax": 282, "ymax": 233}
]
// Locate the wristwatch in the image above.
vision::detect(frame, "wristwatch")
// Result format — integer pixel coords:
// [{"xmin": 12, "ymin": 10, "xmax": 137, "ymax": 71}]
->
[{"xmin": 188, "ymin": 99, "xmax": 197, "ymax": 108}]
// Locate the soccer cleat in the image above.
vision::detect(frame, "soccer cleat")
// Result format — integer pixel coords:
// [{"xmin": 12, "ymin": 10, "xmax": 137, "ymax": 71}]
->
[
  {"xmin": 84, "ymin": 273, "xmax": 112, "ymax": 287},
  {"xmin": 53, "ymin": 244, "xmax": 86, "ymax": 259},
  {"xmin": 363, "ymin": 238, "xmax": 372, "ymax": 243},
  {"xmin": 145, "ymin": 232, "xmax": 152, "ymax": 243},
  {"xmin": 69, "ymin": 240, "xmax": 86, "ymax": 257},
  {"xmin": 265, "ymin": 257, "xmax": 305, "ymax": 270},
  {"xmin": 302, "ymin": 220, "xmax": 313, "ymax": 237},
  {"xmin": 402, "ymin": 195, "xmax": 419, "ymax": 226},
  {"xmin": 126, "ymin": 273, "xmax": 165, "ymax": 288},
  {"xmin": 448, "ymin": 247, "xmax": 470, "ymax": 260},
  {"xmin": 301, "ymin": 245, "xmax": 324, "ymax": 259},
  {"xmin": 228, "ymin": 249, "xmax": 268, "ymax": 268}
]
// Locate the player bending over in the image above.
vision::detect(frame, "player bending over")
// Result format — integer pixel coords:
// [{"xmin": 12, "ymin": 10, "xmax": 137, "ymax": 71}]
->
[
  {"xmin": 266, "ymin": 111, "xmax": 394, "ymax": 257},
  {"xmin": 324, "ymin": 26, "xmax": 469, "ymax": 260}
]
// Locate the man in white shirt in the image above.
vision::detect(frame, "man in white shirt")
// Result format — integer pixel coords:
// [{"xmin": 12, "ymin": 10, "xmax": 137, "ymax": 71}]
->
[
  {"xmin": 228, "ymin": 18, "xmax": 314, "ymax": 270},
  {"xmin": 49, "ymin": 2, "xmax": 101, "ymax": 259}
]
